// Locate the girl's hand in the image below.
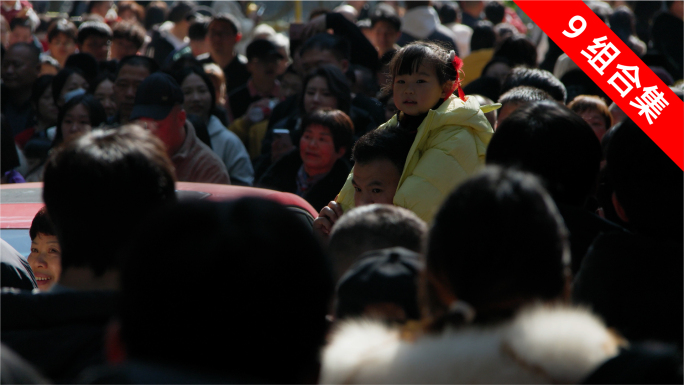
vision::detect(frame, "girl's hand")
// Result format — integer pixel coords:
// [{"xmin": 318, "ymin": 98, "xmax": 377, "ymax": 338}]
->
[{"xmin": 313, "ymin": 201, "xmax": 344, "ymax": 239}]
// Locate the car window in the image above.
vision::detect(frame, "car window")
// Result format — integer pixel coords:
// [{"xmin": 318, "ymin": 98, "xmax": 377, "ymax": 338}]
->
[{"xmin": 0, "ymin": 229, "xmax": 31, "ymax": 258}]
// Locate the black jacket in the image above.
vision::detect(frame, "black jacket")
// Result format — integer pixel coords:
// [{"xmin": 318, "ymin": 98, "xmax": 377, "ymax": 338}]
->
[
  {"xmin": 1, "ymin": 289, "xmax": 119, "ymax": 382},
  {"xmin": 572, "ymin": 231, "xmax": 683, "ymax": 348},
  {"xmin": 256, "ymin": 150, "xmax": 350, "ymax": 212}
]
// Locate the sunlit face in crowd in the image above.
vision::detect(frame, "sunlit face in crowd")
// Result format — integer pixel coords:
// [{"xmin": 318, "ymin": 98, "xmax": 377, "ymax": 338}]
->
[
  {"xmin": 580, "ymin": 109, "xmax": 608, "ymax": 141},
  {"xmin": 37, "ymin": 85, "xmax": 58, "ymax": 125},
  {"xmin": 1, "ymin": 44, "xmax": 40, "ymax": 90},
  {"xmin": 48, "ymin": 32, "xmax": 76, "ymax": 64},
  {"xmin": 208, "ymin": 20, "xmax": 239, "ymax": 57},
  {"xmin": 110, "ymin": 38, "xmax": 139, "ymax": 60},
  {"xmin": 58, "ymin": 72, "xmax": 88, "ymax": 106},
  {"xmin": 61, "ymin": 103, "xmax": 93, "ymax": 142},
  {"xmin": 181, "ymin": 73, "xmax": 212, "ymax": 119},
  {"xmin": 304, "ymin": 76, "xmax": 338, "ymax": 114},
  {"xmin": 299, "ymin": 124, "xmax": 346, "ymax": 176},
  {"xmin": 94, "ymin": 79, "xmax": 117, "ymax": 118},
  {"xmin": 114, "ymin": 64, "xmax": 150, "ymax": 122},
  {"xmin": 28, "ymin": 233, "xmax": 62, "ymax": 292},
  {"xmin": 352, "ymin": 158, "xmax": 402, "ymax": 207},
  {"xmin": 393, "ymin": 64, "xmax": 447, "ymax": 116},
  {"xmin": 136, "ymin": 107, "xmax": 186, "ymax": 157},
  {"xmin": 300, "ymin": 48, "xmax": 347, "ymax": 75},
  {"xmin": 80, "ymin": 35, "xmax": 110, "ymax": 62}
]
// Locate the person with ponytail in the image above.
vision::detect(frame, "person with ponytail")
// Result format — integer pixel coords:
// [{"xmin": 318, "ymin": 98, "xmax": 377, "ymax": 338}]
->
[{"xmin": 317, "ymin": 41, "xmax": 498, "ymax": 232}]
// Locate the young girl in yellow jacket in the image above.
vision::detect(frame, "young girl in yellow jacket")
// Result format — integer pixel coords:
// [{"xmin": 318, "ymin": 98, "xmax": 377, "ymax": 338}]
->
[{"xmin": 315, "ymin": 41, "xmax": 497, "ymax": 234}]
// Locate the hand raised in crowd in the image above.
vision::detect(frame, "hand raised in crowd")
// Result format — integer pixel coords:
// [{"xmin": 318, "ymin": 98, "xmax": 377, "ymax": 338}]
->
[{"xmin": 313, "ymin": 200, "xmax": 344, "ymax": 239}]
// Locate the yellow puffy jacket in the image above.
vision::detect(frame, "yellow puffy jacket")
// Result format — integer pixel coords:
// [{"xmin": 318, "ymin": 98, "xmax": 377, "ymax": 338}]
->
[{"xmin": 337, "ymin": 95, "xmax": 498, "ymax": 223}]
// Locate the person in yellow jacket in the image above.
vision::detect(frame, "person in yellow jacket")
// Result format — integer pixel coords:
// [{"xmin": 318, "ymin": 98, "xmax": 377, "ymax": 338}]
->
[{"xmin": 315, "ymin": 41, "xmax": 497, "ymax": 232}]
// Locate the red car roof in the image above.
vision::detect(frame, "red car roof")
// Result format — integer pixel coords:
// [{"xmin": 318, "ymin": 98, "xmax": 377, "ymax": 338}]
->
[{"xmin": 0, "ymin": 182, "xmax": 318, "ymax": 229}]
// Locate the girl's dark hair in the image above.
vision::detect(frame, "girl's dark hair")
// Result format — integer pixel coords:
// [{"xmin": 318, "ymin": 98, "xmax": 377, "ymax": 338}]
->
[
  {"xmin": 426, "ymin": 166, "xmax": 568, "ymax": 327},
  {"xmin": 31, "ymin": 75, "xmax": 55, "ymax": 113},
  {"xmin": 29, "ymin": 207, "xmax": 56, "ymax": 240},
  {"xmin": 173, "ymin": 66, "xmax": 220, "ymax": 119},
  {"xmin": 382, "ymin": 41, "xmax": 458, "ymax": 96},
  {"xmin": 301, "ymin": 108, "xmax": 354, "ymax": 152},
  {"xmin": 53, "ymin": 94, "xmax": 107, "ymax": 147},
  {"xmin": 299, "ymin": 65, "xmax": 352, "ymax": 115},
  {"xmin": 88, "ymin": 72, "xmax": 116, "ymax": 95},
  {"xmin": 52, "ymin": 67, "xmax": 88, "ymax": 105}
]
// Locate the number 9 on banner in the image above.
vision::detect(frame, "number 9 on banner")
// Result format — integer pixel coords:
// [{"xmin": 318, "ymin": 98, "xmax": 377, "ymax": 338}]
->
[{"xmin": 563, "ymin": 16, "xmax": 586, "ymax": 38}]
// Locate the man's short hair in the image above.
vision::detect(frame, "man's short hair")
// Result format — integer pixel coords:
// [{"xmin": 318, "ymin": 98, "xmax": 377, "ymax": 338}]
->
[
  {"xmin": 42, "ymin": 125, "xmax": 177, "ymax": 276},
  {"xmin": 606, "ymin": 119, "xmax": 683, "ymax": 241},
  {"xmin": 112, "ymin": 21, "xmax": 146, "ymax": 50},
  {"xmin": 188, "ymin": 18, "xmax": 209, "ymax": 40},
  {"xmin": 47, "ymin": 18, "xmax": 77, "ymax": 43},
  {"xmin": 116, "ymin": 55, "xmax": 159, "ymax": 76},
  {"xmin": 119, "ymin": 198, "xmax": 333, "ymax": 382},
  {"xmin": 328, "ymin": 204, "xmax": 428, "ymax": 281},
  {"xmin": 209, "ymin": 12, "xmax": 241, "ymax": 35},
  {"xmin": 352, "ymin": 125, "xmax": 415, "ymax": 175},
  {"xmin": 484, "ymin": 1, "xmax": 505, "ymax": 25},
  {"xmin": 300, "ymin": 33, "xmax": 351, "ymax": 63},
  {"xmin": 77, "ymin": 21, "xmax": 112, "ymax": 45},
  {"xmin": 470, "ymin": 20, "xmax": 496, "ymax": 51},
  {"xmin": 10, "ymin": 17, "xmax": 36, "ymax": 33},
  {"xmin": 166, "ymin": 1, "xmax": 195, "ymax": 23},
  {"xmin": 498, "ymin": 85, "xmax": 553, "ymax": 105},
  {"xmin": 8, "ymin": 42, "xmax": 41, "ymax": 65},
  {"xmin": 501, "ymin": 67, "xmax": 567, "ymax": 103},
  {"xmin": 486, "ymin": 100, "xmax": 601, "ymax": 206},
  {"xmin": 436, "ymin": 1, "xmax": 460, "ymax": 25},
  {"xmin": 427, "ymin": 166, "xmax": 569, "ymax": 322},
  {"xmin": 369, "ymin": 4, "xmax": 401, "ymax": 31}
]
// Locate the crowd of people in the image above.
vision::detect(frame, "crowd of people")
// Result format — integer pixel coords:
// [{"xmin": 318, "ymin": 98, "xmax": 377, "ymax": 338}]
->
[{"xmin": 1, "ymin": 0, "xmax": 683, "ymax": 383}]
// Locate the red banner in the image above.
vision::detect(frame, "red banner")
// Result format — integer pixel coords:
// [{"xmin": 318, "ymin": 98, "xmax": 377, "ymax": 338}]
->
[{"xmin": 515, "ymin": 0, "xmax": 684, "ymax": 170}]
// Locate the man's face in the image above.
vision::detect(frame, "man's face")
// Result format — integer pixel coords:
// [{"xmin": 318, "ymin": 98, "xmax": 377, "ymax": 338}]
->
[
  {"xmin": 207, "ymin": 20, "xmax": 238, "ymax": 57},
  {"xmin": 352, "ymin": 158, "xmax": 402, "ymax": 207},
  {"xmin": 135, "ymin": 107, "xmax": 186, "ymax": 157},
  {"xmin": 247, "ymin": 57, "xmax": 279, "ymax": 83},
  {"xmin": 372, "ymin": 21, "xmax": 400, "ymax": 53},
  {"xmin": 9, "ymin": 25, "xmax": 32, "ymax": 46},
  {"xmin": 114, "ymin": 64, "xmax": 150, "ymax": 121},
  {"xmin": 80, "ymin": 35, "xmax": 110, "ymax": 61},
  {"xmin": 300, "ymin": 48, "xmax": 348, "ymax": 75},
  {"xmin": 1, "ymin": 45, "xmax": 39, "ymax": 90},
  {"xmin": 110, "ymin": 38, "xmax": 138, "ymax": 60}
]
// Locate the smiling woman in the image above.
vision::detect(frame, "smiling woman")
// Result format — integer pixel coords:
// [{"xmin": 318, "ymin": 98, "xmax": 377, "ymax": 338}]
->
[
  {"xmin": 27, "ymin": 207, "xmax": 61, "ymax": 292},
  {"xmin": 257, "ymin": 108, "xmax": 353, "ymax": 211}
]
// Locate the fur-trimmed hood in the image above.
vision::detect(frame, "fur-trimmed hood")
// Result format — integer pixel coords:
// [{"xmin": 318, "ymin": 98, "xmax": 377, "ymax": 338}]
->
[{"xmin": 320, "ymin": 304, "xmax": 623, "ymax": 384}]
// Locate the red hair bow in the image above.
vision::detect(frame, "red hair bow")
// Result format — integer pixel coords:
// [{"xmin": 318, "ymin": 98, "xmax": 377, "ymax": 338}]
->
[{"xmin": 446, "ymin": 50, "xmax": 466, "ymax": 102}]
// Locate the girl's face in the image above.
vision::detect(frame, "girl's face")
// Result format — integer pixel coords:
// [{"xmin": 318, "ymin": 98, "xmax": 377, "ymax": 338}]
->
[
  {"xmin": 580, "ymin": 109, "xmax": 608, "ymax": 141},
  {"xmin": 59, "ymin": 73, "xmax": 88, "ymax": 106},
  {"xmin": 61, "ymin": 103, "xmax": 92, "ymax": 142},
  {"xmin": 181, "ymin": 73, "xmax": 212, "ymax": 119},
  {"xmin": 303, "ymin": 76, "xmax": 338, "ymax": 114},
  {"xmin": 393, "ymin": 64, "xmax": 447, "ymax": 116},
  {"xmin": 94, "ymin": 79, "xmax": 117, "ymax": 118},
  {"xmin": 48, "ymin": 33, "xmax": 76, "ymax": 63},
  {"xmin": 38, "ymin": 85, "xmax": 58, "ymax": 125},
  {"xmin": 299, "ymin": 124, "xmax": 345, "ymax": 176},
  {"xmin": 28, "ymin": 233, "xmax": 62, "ymax": 292}
]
